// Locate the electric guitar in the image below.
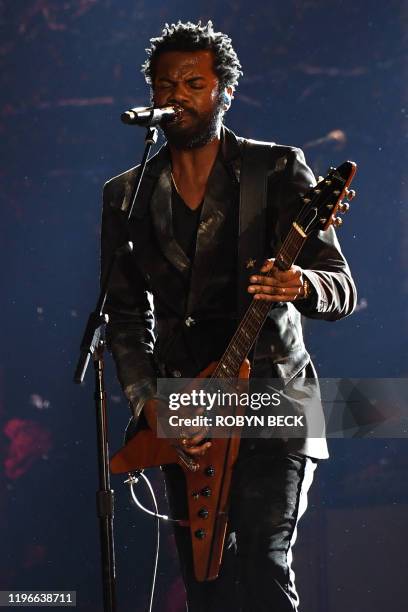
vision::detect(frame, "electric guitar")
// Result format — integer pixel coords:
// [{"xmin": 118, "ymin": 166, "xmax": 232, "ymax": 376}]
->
[{"xmin": 110, "ymin": 160, "xmax": 357, "ymax": 581}]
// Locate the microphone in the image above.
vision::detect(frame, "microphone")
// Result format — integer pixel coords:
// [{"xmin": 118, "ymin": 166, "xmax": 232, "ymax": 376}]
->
[{"xmin": 120, "ymin": 105, "xmax": 180, "ymax": 127}]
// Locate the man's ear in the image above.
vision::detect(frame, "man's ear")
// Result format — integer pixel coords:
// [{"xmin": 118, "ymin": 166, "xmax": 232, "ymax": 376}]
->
[{"xmin": 221, "ymin": 86, "xmax": 234, "ymax": 111}]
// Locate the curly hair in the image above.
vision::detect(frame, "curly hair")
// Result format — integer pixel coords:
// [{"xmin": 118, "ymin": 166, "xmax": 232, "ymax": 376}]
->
[{"xmin": 142, "ymin": 20, "xmax": 243, "ymax": 90}]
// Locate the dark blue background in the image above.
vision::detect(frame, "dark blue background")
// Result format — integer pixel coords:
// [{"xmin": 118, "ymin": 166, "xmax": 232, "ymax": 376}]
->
[{"xmin": 1, "ymin": 1, "xmax": 407, "ymax": 610}]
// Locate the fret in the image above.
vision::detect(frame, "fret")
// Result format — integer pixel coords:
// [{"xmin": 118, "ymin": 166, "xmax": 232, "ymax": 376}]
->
[
  {"xmin": 226, "ymin": 354, "xmax": 240, "ymax": 373},
  {"xmin": 240, "ymin": 327, "xmax": 251, "ymax": 341},
  {"xmin": 251, "ymin": 308, "xmax": 263, "ymax": 323},
  {"xmin": 248, "ymin": 311, "xmax": 261, "ymax": 329},
  {"xmin": 231, "ymin": 344, "xmax": 240, "ymax": 356},
  {"xmin": 242, "ymin": 321, "xmax": 256, "ymax": 338},
  {"xmin": 221, "ymin": 363, "xmax": 232, "ymax": 375},
  {"xmin": 230, "ymin": 344, "xmax": 243, "ymax": 364},
  {"xmin": 279, "ymin": 246, "xmax": 291, "ymax": 265},
  {"xmin": 215, "ymin": 363, "xmax": 237, "ymax": 378}
]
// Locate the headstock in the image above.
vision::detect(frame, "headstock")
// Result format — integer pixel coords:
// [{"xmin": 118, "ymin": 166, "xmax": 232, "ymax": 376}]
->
[{"xmin": 296, "ymin": 161, "xmax": 357, "ymax": 234}]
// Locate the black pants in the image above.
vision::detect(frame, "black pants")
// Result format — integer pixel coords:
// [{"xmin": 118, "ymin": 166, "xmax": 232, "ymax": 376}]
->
[{"xmin": 163, "ymin": 440, "xmax": 317, "ymax": 612}]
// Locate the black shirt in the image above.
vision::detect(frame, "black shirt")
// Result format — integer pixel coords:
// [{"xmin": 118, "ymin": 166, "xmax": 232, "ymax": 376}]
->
[{"xmin": 171, "ymin": 181, "xmax": 203, "ymax": 262}]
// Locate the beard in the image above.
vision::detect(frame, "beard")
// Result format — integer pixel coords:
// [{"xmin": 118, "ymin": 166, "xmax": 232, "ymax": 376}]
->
[{"xmin": 160, "ymin": 98, "xmax": 224, "ymax": 150}]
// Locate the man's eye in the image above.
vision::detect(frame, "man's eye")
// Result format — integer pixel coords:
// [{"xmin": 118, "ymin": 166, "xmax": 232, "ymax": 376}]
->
[{"xmin": 189, "ymin": 83, "xmax": 204, "ymax": 90}]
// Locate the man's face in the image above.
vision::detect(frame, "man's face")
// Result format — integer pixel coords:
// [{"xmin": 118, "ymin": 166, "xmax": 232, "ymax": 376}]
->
[{"xmin": 152, "ymin": 50, "xmax": 226, "ymax": 149}]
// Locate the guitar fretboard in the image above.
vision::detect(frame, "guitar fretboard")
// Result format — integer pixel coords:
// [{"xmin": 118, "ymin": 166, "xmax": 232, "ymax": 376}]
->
[{"xmin": 211, "ymin": 224, "xmax": 306, "ymax": 379}]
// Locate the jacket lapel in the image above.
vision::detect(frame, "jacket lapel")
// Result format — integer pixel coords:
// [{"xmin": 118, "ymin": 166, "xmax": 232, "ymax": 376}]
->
[
  {"xmin": 149, "ymin": 165, "xmax": 191, "ymax": 278},
  {"xmin": 187, "ymin": 151, "xmax": 236, "ymax": 313}
]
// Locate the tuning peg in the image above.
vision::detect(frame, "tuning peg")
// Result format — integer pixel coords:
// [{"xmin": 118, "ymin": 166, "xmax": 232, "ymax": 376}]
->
[
  {"xmin": 317, "ymin": 175, "xmax": 324, "ymax": 183},
  {"xmin": 345, "ymin": 188, "xmax": 356, "ymax": 200},
  {"xmin": 303, "ymin": 197, "xmax": 311, "ymax": 204},
  {"xmin": 333, "ymin": 217, "xmax": 343, "ymax": 228},
  {"xmin": 338, "ymin": 202, "xmax": 350, "ymax": 213}
]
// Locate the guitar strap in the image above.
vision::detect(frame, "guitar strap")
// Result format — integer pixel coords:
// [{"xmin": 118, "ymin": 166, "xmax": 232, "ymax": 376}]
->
[{"xmin": 237, "ymin": 138, "xmax": 274, "ymax": 320}]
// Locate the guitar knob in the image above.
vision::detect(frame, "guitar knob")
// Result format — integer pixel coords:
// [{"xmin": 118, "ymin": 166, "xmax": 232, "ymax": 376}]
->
[
  {"xmin": 198, "ymin": 507, "xmax": 209, "ymax": 519},
  {"xmin": 345, "ymin": 188, "xmax": 356, "ymax": 200},
  {"xmin": 333, "ymin": 217, "xmax": 343, "ymax": 228},
  {"xmin": 195, "ymin": 529, "xmax": 206, "ymax": 539},
  {"xmin": 338, "ymin": 202, "xmax": 350, "ymax": 213},
  {"xmin": 200, "ymin": 486, "xmax": 212, "ymax": 497},
  {"xmin": 205, "ymin": 466, "xmax": 215, "ymax": 477}
]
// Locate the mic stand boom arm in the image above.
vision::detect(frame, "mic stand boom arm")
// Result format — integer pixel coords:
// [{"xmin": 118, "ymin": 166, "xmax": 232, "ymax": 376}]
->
[{"xmin": 73, "ymin": 126, "xmax": 159, "ymax": 612}]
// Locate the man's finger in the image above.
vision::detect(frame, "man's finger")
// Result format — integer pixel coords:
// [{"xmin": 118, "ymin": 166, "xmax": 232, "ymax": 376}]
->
[
  {"xmin": 254, "ymin": 292, "xmax": 301, "ymax": 302},
  {"xmin": 249, "ymin": 284, "xmax": 300, "ymax": 296},
  {"xmin": 271, "ymin": 268, "xmax": 301, "ymax": 282},
  {"xmin": 180, "ymin": 441, "xmax": 212, "ymax": 456},
  {"xmin": 249, "ymin": 275, "xmax": 301, "ymax": 289},
  {"xmin": 182, "ymin": 429, "xmax": 210, "ymax": 446},
  {"xmin": 260, "ymin": 258, "xmax": 275, "ymax": 272}
]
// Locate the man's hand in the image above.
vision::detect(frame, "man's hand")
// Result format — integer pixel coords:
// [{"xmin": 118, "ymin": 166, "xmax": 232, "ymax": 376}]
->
[
  {"xmin": 143, "ymin": 399, "xmax": 212, "ymax": 457},
  {"xmin": 248, "ymin": 258, "xmax": 308, "ymax": 302}
]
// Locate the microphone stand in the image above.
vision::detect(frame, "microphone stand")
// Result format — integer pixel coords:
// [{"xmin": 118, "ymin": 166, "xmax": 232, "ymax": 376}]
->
[{"xmin": 73, "ymin": 126, "xmax": 159, "ymax": 612}]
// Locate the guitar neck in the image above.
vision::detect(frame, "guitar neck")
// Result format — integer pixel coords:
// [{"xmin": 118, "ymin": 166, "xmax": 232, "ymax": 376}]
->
[{"xmin": 211, "ymin": 224, "xmax": 307, "ymax": 379}]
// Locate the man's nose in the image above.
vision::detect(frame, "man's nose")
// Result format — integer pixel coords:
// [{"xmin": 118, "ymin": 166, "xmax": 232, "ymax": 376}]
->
[{"xmin": 167, "ymin": 82, "xmax": 190, "ymax": 103}]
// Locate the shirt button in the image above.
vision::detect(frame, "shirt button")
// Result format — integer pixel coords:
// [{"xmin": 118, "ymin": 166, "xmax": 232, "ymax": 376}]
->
[
  {"xmin": 172, "ymin": 370, "xmax": 182, "ymax": 378},
  {"xmin": 185, "ymin": 316, "xmax": 195, "ymax": 327}
]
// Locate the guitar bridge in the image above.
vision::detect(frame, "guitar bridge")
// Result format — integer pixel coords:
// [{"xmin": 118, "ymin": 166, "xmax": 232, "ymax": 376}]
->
[{"xmin": 173, "ymin": 445, "xmax": 200, "ymax": 472}]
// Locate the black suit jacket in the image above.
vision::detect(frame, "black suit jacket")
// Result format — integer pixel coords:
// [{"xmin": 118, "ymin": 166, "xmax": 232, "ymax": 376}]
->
[{"xmin": 101, "ymin": 125, "xmax": 357, "ymax": 459}]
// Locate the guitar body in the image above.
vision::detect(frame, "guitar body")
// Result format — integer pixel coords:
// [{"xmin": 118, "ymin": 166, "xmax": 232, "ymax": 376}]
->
[{"xmin": 110, "ymin": 359, "xmax": 250, "ymax": 582}]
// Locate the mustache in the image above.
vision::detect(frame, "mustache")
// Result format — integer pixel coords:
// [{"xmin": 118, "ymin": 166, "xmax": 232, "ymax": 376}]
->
[{"xmin": 168, "ymin": 103, "xmax": 199, "ymax": 118}]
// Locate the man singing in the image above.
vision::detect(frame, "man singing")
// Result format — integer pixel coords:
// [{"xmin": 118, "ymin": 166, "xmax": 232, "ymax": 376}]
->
[{"xmin": 101, "ymin": 20, "xmax": 356, "ymax": 611}]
